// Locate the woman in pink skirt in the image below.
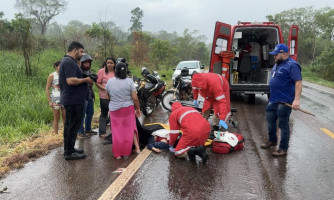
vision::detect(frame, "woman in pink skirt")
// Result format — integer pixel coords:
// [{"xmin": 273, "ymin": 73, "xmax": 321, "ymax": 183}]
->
[{"xmin": 105, "ymin": 61, "xmax": 141, "ymax": 159}]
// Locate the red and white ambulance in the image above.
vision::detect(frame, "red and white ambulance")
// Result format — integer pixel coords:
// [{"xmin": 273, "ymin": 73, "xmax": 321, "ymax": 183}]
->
[{"xmin": 209, "ymin": 21, "xmax": 298, "ymax": 101}]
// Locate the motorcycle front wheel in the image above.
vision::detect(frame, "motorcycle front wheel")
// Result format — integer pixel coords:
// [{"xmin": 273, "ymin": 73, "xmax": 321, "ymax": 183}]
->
[
  {"xmin": 142, "ymin": 95, "xmax": 156, "ymax": 117},
  {"xmin": 161, "ymin": 91, "xmax": 180, "ymax": 112}
]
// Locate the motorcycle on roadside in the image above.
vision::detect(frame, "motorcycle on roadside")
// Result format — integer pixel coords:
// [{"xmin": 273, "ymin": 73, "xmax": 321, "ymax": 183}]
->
[
  {"xmin": 162, "ymin": 68, "xmax": 193, "ymax": 111},
  {"xmin": 134, "ymin": 68, "xmax": 166, "ymax": 117}
]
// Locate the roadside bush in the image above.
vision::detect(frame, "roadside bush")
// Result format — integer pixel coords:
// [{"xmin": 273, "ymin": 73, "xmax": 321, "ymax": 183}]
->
[{"xmin": 311, "ymin": 46, "xmax": 334, "ymax": 82}]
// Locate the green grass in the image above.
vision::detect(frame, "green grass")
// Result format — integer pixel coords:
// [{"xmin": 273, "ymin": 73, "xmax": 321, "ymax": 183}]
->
[
  {"xmin": 0, "ymin": 51, "xmax": 57, "ymax": 145},
  {"xmin": 0, "ymin": 49, "xmax": 175, "ymax": 146},
  {"xmin": 302, "ymin": 65, "xmax": 334, "ymax": 89}
]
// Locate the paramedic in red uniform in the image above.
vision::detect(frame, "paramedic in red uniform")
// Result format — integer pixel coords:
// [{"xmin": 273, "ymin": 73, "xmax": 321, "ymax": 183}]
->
[
  {"xmin": 192, "ymin": 73, "xmax": 231, "ymax": 138},
  {"xmin": 168, "ymin": 102, "xmax": 210, "ymax": 164}
]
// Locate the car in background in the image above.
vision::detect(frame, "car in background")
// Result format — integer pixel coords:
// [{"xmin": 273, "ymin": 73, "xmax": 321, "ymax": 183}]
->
[{"xmin": 172, "ymin": 60, "xmax": 204, "ymax": 85}]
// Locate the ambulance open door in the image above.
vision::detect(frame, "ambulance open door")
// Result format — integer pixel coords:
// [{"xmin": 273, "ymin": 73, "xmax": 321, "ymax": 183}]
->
[
  {"xmin": 210, "ymin": 21, "xmax": 232, "ymax": 75},
  {"xmin": 288, "ymin": 25, "xmax": 299, "ymax": 61}
]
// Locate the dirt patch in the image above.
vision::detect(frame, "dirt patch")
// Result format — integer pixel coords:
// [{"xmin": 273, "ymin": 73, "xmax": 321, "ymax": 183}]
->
[
  {"xmin": 0, "ymin": 130, "xmax": 63, "ymax": 179},
  {"xmin": 0, "ymin": 114, "xmax": 100, "ymax": 179}
]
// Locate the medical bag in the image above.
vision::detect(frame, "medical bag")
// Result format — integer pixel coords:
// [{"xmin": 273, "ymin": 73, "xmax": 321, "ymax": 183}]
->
[{"xmin": 212, "ymin": 132, "xmax": 245, "ymax": 154}]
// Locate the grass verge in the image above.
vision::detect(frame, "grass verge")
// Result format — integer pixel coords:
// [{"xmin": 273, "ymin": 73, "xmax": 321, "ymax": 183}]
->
[
  {"xmin": 302, "ymin": 66, "xmax": 334, "ymax": 88},
  {"xmin": 0, "ymin": 113, "xmax": 100, "ymax": 179}
]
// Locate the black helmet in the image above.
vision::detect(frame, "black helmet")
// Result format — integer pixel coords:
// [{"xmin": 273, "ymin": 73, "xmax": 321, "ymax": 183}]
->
[
  {"xmin": 141, "ymin": 67, "xmax": 150, "ymax": 77},
  {"xmin": 116, "ymin": 57, "xmax": 129, "ymax": 67},
  {"xmin": 115, "ymin": 62, "xmax": 128, "ymax": 79},
  {"xmin": 80, "ymin": 54, "xmax": 93, "ymax": 63},
  {"xmin": 180, "ymin": 67, "xmax": 189, "ymax": 76},
  {"xmin": 116, "ymin": 57, "xmax": 126, "ymax": 64}
]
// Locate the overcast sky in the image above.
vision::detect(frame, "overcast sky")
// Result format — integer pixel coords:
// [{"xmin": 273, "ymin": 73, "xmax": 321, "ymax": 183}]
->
[{"xmin": 1, "ymin": 0, "xmax": 334, "ymax": 42}]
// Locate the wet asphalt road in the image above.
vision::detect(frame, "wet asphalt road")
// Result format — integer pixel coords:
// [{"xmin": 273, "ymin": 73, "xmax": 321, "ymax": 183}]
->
[{"xmin": 1, "ymin": 81, "xmax": 334, "ymax": 200}]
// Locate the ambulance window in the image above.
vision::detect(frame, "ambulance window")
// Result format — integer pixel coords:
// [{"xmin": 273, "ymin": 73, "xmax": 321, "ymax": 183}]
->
[
  {"xmin": 291, "ymin": 28, "xmax": 297, "ymax": 36},
  {"xmin": 215, "ymin": 38, "xmax": 227, "ymax": 54},
  {"xmin": 220, "ymin": 26, "xmax": 230, "ymax": 35},
  {"xmin": 290, "ymin": 40, "xmax": 295, "ymax": 55}
]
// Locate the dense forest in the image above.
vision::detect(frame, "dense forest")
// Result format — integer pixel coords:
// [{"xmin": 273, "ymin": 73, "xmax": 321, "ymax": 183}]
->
[{"xmin": 0, "ymin": 0, "xmax": 334, "ymax": 146}]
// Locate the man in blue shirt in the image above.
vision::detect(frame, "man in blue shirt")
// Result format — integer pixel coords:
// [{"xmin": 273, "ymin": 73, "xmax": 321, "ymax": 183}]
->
[
  {"xmin": 260, "ymin": 43, "xmax": 302, "ymax": 157},
  {"xmin": 59, "ymin": 41, "xmax": 94, "ymax": 160}
]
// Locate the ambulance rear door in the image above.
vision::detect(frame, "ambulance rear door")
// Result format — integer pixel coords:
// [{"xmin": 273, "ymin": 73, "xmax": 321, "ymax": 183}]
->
[
  {"xmin": 288, "ymin": 25, "xmax": 299, "ymax": 61},
  {"xmin": 209, "ymin": 21, "xmax": 232, "ymax": 74}
]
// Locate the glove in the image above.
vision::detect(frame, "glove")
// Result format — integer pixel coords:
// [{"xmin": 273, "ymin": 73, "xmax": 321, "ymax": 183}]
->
[
  {"xmin": 193, "ymin": 100, "xmax": 198, "ymax": 108},
  {"xmin": 169, "ymin": 145, "xmax": 175, "ymax": 153},
  {"xmin": 219, "ymin": 120, "xmax": 228, "ymax": 130}
]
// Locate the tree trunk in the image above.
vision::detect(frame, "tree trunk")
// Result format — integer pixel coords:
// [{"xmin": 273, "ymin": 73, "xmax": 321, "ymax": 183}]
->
[{"xmin": 312, "ymin": 35, "xmax": 317, "ymax": 61}]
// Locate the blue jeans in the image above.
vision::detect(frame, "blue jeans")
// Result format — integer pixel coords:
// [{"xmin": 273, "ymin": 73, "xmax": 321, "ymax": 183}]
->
[
  {"xmin": 79, "ymin": 99, "xmax": 94, "ymax": 133},
  {"xmin": 266, "ymin": 102, "xmax": 292, "ymax": 151}
]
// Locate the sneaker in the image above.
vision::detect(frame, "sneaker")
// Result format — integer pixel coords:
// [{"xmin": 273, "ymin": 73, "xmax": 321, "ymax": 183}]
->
[
  {"xmin": 64, "ymin": 152, "xmax": 86, "ymax": 160},
  {"xmin": 272, "ymin": 149, "xmax": 287, "ymax": 157},
  {"xmin": 78, "ymin": 133, "xmax": 89, "ymax": 139},
  {"xmin": 260, "ymin": 142, "xmax": 277, "ymax": 149},
  {"xmin": 74, "ymin": 148, "xmax": 84, "ymax": 154},
  {"xmin": 86, "ymin": 130, "xmax": 97, "ymax": 135}
]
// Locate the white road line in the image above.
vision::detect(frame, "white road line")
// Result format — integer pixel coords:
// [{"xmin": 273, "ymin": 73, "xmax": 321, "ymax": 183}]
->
[{"xmin": 98, "ymin": 148, "xmax": 152, "ymax": 200}]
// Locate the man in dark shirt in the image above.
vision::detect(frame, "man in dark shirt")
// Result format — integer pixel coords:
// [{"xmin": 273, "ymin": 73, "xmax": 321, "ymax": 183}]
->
[{"xmin": 59, "ymin": 41, "xmax": 94, "ymax": 160}]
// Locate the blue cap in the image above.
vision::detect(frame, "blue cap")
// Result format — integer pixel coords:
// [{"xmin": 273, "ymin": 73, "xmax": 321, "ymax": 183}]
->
[{"xmin": 269, "ymin": 44, "xmax": 289, "ymax": 55}]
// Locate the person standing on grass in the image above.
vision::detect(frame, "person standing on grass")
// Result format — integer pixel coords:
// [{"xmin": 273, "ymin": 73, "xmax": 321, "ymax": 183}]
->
[
  {"xmin": 45, "ymin": 61, "xmax": 66, "ymax": 135},
  {"xmin": 96, "ymin": 57, "xmax": 116, "ymax": 138},
  {"xmin": 59, "ymin": 41, "xmax": 94, "ymax": 160}
]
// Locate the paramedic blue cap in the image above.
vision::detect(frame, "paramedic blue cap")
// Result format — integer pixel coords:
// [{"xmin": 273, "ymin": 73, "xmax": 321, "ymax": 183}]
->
[{"xmin": 269, "ymin": 44, "xmax": 289, "ymax": 55}]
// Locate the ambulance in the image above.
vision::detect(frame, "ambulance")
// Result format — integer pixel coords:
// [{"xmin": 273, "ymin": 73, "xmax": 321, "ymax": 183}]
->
[{"xmin": 209, "ymin": 21, "xmax": 298, "ymax": 101}]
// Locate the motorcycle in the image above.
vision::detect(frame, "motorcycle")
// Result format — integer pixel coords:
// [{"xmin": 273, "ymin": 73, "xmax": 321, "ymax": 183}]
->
[
  {"xmin": 133, "ymin": 72, "xmax": 166, "ymax": 117},
  {"xmin": 162, "ymin": 73, "xmax": 193, "ymax": 111}
]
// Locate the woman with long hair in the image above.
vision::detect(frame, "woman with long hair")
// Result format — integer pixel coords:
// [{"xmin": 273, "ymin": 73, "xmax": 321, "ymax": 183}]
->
[
  {"xmin": 96, "ymin": 57, "xmax": 116, "ymax": 137},
  {"xmin": 105, "ymin": 62, "xmax": 141, "ymax": 159}
]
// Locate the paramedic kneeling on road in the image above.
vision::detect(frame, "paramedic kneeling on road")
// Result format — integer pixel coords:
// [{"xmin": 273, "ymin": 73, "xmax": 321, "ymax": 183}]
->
[
  {"xmin": 261, "ymin": 43, "xmax": 302, "ymax": 157},
  {"xmin": 192, "ymin": 73, "xmax": 231, "ymax": 138},
  {"xmin": 169, "ymin": 102, "xmax": 211, "ymax": 164}
]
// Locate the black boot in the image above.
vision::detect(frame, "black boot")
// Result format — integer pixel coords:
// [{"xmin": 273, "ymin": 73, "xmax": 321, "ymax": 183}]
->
[
  {"xmin": 209, "ymin": 126, "xmax": 219, "ymax": 140},
  {"xmin": 195, "ymin": 146, "xmax": 209, "ymax": 164},
  {"xmin": 187, "ymin": 147, "xmax": 196, "ymax": 161}
]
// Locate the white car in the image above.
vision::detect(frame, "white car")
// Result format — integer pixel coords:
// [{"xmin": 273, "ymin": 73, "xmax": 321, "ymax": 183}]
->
[{"xmin": 172, "ymin": 60, "xmax": 204, "ymax": 85}]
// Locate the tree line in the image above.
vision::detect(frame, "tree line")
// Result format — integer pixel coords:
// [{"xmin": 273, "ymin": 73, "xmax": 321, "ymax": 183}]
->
[
  {"xmin": 267, "ymin": 6, "xmax": 334, "ymax": 81},
  {"xmin": 0, "ymin": 0, "xmax": 209, "ymax": 77}
]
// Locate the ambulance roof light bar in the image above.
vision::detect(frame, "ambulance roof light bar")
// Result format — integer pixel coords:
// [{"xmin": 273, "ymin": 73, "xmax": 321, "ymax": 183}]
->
[{"xmin": 237, "ymin": 21, "xmax": 274, "ymax": 25}]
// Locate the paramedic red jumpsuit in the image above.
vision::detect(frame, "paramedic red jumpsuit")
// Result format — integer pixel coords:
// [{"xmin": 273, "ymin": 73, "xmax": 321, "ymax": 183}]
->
[
  {"xmin": 192, "ymin": 73, "xmax": 231, "ymax": 125},
  {"xmin": 169, "ymin": 102, "xmax": 211, "ymax": 157}
]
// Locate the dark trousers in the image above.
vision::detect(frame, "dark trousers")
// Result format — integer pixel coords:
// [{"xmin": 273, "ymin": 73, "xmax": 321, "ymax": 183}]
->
[
  {"xmin": 99, "ymin": 98, "xmax": 110, "ymax": 135},
  {"xmin": 147, "ymin": 136, "xmax": 170, "ymax": 150},
  {"xmin": 64, "ymin": 104, "xmax": 84, "ymax": 155}
]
